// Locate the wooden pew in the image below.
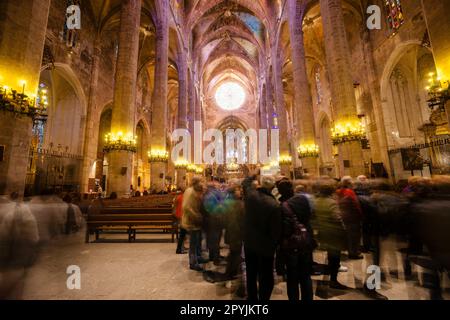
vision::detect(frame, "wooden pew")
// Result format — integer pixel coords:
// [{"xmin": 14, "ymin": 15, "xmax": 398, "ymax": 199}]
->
[{"xmin": 85, "ymin": 202, "xmax": 177, "ymax": 243}]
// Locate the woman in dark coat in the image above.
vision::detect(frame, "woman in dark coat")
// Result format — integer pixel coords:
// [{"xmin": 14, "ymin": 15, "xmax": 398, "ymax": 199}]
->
[
  {"xmin": 313, "ymin": 181, "xmax": 348, "ymax": 290},
  {"xmin": 281, "ymin": 189, "xmax": 314, "ymax": 300}
]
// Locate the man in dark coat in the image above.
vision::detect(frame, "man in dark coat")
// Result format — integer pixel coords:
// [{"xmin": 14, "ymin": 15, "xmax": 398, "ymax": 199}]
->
[
  {"xmin": 281, "ymin": 192, "xmax": 314, "ymax": 300},
  {"xmin": 242, "ymin": 175, "xmax": 282, "ymax": 301}
]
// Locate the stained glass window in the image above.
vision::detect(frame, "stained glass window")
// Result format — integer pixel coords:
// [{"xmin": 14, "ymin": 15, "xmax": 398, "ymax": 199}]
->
[
  {"xmin": 314, "ymin": 66, "xmax": 323, "ymax": 104},
  {"xmin": 384, "ymin": 0, "xmax": 404, "ymax": 35},
  {"xmin": 32, "ymin": 83, "xmax": 48, "ymax": 149}
]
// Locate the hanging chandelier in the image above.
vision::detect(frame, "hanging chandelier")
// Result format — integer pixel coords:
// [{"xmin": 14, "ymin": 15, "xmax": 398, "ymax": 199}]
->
[{"xmin": 426, "ymin": 72, "xmax": 449, "ymax": 112}]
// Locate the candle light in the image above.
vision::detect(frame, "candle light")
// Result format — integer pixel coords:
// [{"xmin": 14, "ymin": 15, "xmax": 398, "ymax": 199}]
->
[{"xmin": 20, "ymin": 80, "xmax": 26, "ymax": 95}]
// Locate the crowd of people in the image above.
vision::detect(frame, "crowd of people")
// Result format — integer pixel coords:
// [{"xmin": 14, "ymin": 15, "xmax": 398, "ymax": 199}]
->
[{"xmin": 173, "ymin": 173, "xmax": 450, "ymax": 301}]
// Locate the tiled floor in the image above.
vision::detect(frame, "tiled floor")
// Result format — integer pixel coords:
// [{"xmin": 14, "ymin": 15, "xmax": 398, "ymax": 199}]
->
[{"xmin": 7, "ymin": 229, "xmax": 449, "ymax": 300}]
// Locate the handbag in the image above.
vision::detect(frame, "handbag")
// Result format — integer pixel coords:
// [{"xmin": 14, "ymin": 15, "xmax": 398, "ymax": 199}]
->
[{"xmin": 281, "ymin": 201, "xmax": 315, "ymax": 252}]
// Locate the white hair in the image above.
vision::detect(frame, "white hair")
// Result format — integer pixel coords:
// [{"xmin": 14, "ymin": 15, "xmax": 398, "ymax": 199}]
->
[
  {"xmin": 341, "ymin": 176, "xmax": 353, "ymax": 187},
  {"xmin": 261, "ymin": 175, "xmax": 276, "ymax": 190},
  {"xmin": 357, "ymin": 175, "xmax": 368, "ymax": 182}
]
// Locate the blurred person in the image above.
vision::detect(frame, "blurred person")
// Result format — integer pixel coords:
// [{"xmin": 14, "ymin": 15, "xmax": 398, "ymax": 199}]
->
[
  {"xmin": 173, "ymin": 188, "xmax": 187, "ymax": 254},
  {"xmin": 0, "ymin": 192, "xmax": 39, "ymax": 299},
  {"xmin": 97, "ymin": 185, "xmax": 103, "ymax": 198},
  {"xmin": 403, "ymin": 176, "xmax": 449, "ymax": 299},
  {"xmin": 354, "ymin": 175, "xmax": 375, "ymax": 253},
  {"xmin": 274, "ymin": 179, "xmax": 294, "ymax": 279},
  {"xmin": 62, "ymin": 194, "xmax": 82, "ymax": 235},
  {"xmin": 370, "ymin": 179, "xmax": 409, "ymax": 277},
  {"xmin": 109, "ymin": 192, "xmax": 118, "ymax": 200},
  {"xmin": 313, "ymin": 181, "xmax": 349, "ymax": 291},
  {"xmin": 353, "ymin": 178, "xmax": 389, "ymax": 300},
  {"xmin": 242, "ymin": 175, "xmax": 282, "ymax": 301},
  {"xmin": 280, "ymin": 186, "xmax": 314, "ymax": 300},
  {"xmin": 203, "ymin": 178, "xmax": 227, "ymax": 265},
  {"xmin": 28, "ymin": 190, "xmax": 82, "ymax": 243},
  {"xmin": 223, "ymin": 180, "xmax": 245, "ymax": 279},
  {"xmin": 182, "ymin": 177, "xmax": 206, "ymax": 271},
  {"xmin": 336, "ymin": 176, "xmax": 363, "ymax": 259}
]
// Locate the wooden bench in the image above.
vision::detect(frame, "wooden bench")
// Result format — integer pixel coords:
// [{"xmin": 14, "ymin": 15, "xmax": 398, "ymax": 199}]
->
[{"xmin": 85, "ymin": 208, "xmax": 178, "ymax": 243}]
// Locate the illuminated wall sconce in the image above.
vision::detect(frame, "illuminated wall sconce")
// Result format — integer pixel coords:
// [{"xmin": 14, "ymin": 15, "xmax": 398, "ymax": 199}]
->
[
  {"xmin": 0, "ymin": 79, "xmax": 47, "ymax": 119},
  {"xmin": 279, "ymin": 154, "xmax": 292, "ymax": 165},
  {"xmin": 331, "ymin": 119, "xmax": 366, "ymax": 145},
  {"xmin": 195, "ymin": 166, "xmax": 204, "ymax": 174},
  {"xmin": 186, "ymin": 164, "xmax": 203, "ymax": 174},
  {"xmin": 186, "ymin": 164, "xmax": 197, "ymax": 173},
  {"xmin": 148, "ymin": 148, "xmax": 169, "ymax": 163},
  {"xmin": 104, "ymin": 132, "xmax": 137, "ymax": 153},
  {"xmin": 174, "ymin": 159, "xmax": 189, "ymax": 169},
  {"xmin": 297, "ymin": 144, "xmax": 320, "ymax": 158}
]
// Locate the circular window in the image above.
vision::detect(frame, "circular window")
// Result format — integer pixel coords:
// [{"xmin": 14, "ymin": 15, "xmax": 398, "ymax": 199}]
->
[{"xmin": 215, "ymin": 82, "xmax": 246, "ymax": 111}]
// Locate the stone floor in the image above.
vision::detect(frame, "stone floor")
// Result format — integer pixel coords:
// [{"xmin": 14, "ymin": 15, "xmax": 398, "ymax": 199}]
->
[{"xmin": 9, "ymin": 229, "xmax": 450, "ymax": 300}]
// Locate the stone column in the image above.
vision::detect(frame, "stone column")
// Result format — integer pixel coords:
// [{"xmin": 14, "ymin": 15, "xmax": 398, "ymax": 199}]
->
[
  {"xmin": 288, "ymin": 0, "xmax": 319, "ymax": 176},
  {"xmin": 187, "ymin": 69, "xmax": 195, "ymax": 132},
  {"xmin": 271, "ymin": 43, "xmax": 291, "ymax": 175},
  {"xmin": 194, "ymin": 72, "xmax": 201, "ymax": 122},
  {"xmin": 360, "ymin": 30, "xmax": 392, "ymax": 179},
  {"xmin": 259, "ymin": 84, "xmax": 268, "ymax": 130},
  {"xmin": 176, "ymin": 49, "xmax": 188, "ymax": 189},
  {"xmin": 319, "ymin": 0, "xmax": 365, "ymax": 177},
  {"xmin": 265, "ymin": 67, "xmax": 275, "ymax": 129},
  {"xmin": 421, "ymin": 0, "xmax": 450, "ymax": 130},
  {"xmin": 107, "ymin": 0, "xmax": 141, "ymax": 197},
  {"xmin": 150, "ymin": 0, "xmax": 169, "ymax": 192},
  {"xmin": 81, "ymin": 39, "xmax": 101, "ymax": 193},
  {"xmin": 0, "ymin": 0, "xmax": 51, "ymax": 196}
]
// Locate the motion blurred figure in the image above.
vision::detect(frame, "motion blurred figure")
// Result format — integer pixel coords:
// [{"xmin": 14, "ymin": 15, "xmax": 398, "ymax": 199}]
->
[
  {"xmin": 313, "ymin": 180, "xmax": 349, "ymax": 291},
  {"xmin": 336, "ymin": 176, "xmax": 363, "ymax": 259},
  {"xmin": 242, "ymin": 175, "xmax": 282, "ymax": 301},
  {"xmin": 182, "ymin": 177, "xmax": 206, "ymax": 271}
]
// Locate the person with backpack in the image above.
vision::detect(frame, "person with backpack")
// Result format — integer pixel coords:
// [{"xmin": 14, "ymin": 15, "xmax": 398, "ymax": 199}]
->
[{"xmin": 280, "ymin": 181, "xmax": 315, "ymax": 300}]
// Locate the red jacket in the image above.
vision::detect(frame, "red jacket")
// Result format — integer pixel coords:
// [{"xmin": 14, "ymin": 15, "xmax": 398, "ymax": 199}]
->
[
  {"xmin": 336, "ymin": 188, "xmax": 362, "ymax": 223},
  {"xmin": 174, "ymin": 194, "xmax": 184, "ymax": 220}
]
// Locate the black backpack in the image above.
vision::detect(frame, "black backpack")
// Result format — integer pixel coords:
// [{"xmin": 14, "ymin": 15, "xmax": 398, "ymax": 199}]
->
[{"xmin": 281, "ymin": 201, "xmax": 314, "ymax": 252}]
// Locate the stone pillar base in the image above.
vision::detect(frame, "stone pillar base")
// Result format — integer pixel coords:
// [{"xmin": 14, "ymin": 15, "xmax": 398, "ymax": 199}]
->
[
  {"xmin": 176, "ymin": 169, "xmax": 187, "ymax": 190},
  {"xmin": 300, "ymin": 157, "xmax": 319, "ymax": 177},
  {"xmin": 336, "ymin": 141, "xmax": 365, "ymax": 178},
  {"xmin": 280, "ymin": 164, "xmax": 291, "ymax": 177},
  {"xmin": 151, "ymin": 162, "xmax": 167, "ymax": 192},
  {"xmin": 0, "ymin": 112, "xmax": 33, "ymax": 196},
  {"xmin": 106, "ymin": 151, "xmax": 133, "ymax": 197}
]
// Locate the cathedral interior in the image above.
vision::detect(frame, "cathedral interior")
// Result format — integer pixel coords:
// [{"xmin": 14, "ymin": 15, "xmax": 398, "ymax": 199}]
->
[{"xmin": 1, "ymin": 0, "xmax": 450, "ymax": 301}]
